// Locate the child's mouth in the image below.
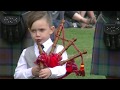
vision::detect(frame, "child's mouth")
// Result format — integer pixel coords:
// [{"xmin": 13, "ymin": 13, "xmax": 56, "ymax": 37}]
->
[{"xmin": 36, "ymin": 39, "xmax": 42, "ymax": 43}]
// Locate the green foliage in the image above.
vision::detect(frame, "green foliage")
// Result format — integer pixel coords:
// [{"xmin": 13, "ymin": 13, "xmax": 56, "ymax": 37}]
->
[{"xmin": 61, "ymin": 28, "xmax": 105, "ymax": 79}]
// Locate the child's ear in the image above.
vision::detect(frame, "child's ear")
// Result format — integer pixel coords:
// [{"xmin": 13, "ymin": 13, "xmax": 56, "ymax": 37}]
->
[{"xmin": 50, "ymin": 26, "xmax": 55, "ymax": 34}]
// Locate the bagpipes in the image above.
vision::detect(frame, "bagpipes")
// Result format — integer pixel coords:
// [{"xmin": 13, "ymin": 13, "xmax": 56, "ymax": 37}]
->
[{"xmin": 34, "ymin": 19, "xmax": 87, "ymax": 78}]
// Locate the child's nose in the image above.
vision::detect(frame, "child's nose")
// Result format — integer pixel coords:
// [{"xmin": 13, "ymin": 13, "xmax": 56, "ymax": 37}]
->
[{"xmin": 36, "ymin": 31, "xmax": 41, "ymax": 36}]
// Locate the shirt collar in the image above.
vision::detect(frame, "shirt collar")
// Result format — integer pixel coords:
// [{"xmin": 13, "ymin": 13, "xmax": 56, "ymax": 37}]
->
[
  {"xmin": 34, "ymin": 38, "xmax": 53, "ymax": 54},
  {"xmin": 43, "ymin": 38, "xmax": 53, "ymax": 52}
]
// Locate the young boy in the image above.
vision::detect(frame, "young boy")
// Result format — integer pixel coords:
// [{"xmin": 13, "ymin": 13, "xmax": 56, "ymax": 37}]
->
[{"xmin": 14, "ymin": 11, "xmax": 68, "ymax": 79}]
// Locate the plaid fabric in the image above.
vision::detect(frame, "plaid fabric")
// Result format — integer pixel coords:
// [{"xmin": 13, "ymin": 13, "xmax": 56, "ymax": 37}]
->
[
  {"xmin": 0, "ymin": 11, "xmax": 34, "ymax": 77},
  {"xmin": 90, "ymin": 14, "xmax": 120, "ymax": 77},
  {"xmin": 0, "ymin": 31, "xmax": 34, "ymax": 77}
]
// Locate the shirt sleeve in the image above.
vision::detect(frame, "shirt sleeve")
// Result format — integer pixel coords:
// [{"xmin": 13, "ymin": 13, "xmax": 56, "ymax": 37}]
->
[{"xmin": 14, "ymin": 49, "xmax": 34, "ymax": 79}]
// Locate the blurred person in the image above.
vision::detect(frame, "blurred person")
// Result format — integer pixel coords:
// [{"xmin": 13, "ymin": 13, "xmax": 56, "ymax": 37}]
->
[
  {"xmin": 49, "ymin": 11, "xmax": 95, "ymax": 41},
  {"xmin": 0, "ymin": 11, "xmax": 34, "ymax": 79},
  {"xmin": 91, "ymin": 11, "xmax": 120, "ymax": 79},
  {"xmin": 77, "ymin": 11, "xmax": 96, "ymax": 28}
]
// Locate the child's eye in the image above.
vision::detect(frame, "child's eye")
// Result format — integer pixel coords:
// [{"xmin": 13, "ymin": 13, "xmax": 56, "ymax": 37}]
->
[
  {"xmin": 38, "ymin": 29, "xmax": 45, "ymax": 32},
  {"xmin": 31, "ymin": 30, "xmax": 36, "ymax": 33}
]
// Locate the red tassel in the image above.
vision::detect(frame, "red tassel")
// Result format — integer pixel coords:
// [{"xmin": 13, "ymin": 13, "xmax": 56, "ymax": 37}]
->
[{"xmin": 79, "ymin": 63, "xmax": 85, "ymax": 76}]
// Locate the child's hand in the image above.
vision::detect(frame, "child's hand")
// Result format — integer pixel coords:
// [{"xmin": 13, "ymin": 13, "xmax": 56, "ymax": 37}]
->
[
  {"xmin": 32, "ymin": 65, "xmax": 41, "ymax": 77},
  {"xmin": 39, "ymin": 68, "xmax": 51, "ymax": 79}
]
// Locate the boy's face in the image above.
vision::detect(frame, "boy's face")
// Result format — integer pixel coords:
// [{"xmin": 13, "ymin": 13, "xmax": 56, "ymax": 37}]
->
[{"xmin": 29, "ymin": 18, "xmax": 55, "ymax": 44}]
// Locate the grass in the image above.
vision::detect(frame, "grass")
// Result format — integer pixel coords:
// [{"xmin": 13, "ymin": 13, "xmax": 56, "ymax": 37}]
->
[{"xmin": 58, "ymin": 28, "xmax": 106, "ymax": 79}]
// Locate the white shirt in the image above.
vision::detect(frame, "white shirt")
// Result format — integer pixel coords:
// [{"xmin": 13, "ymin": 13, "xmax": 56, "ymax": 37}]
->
[{"xmin": 14, "ymin": 38, "xmax": 68, "ymax": 79}]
